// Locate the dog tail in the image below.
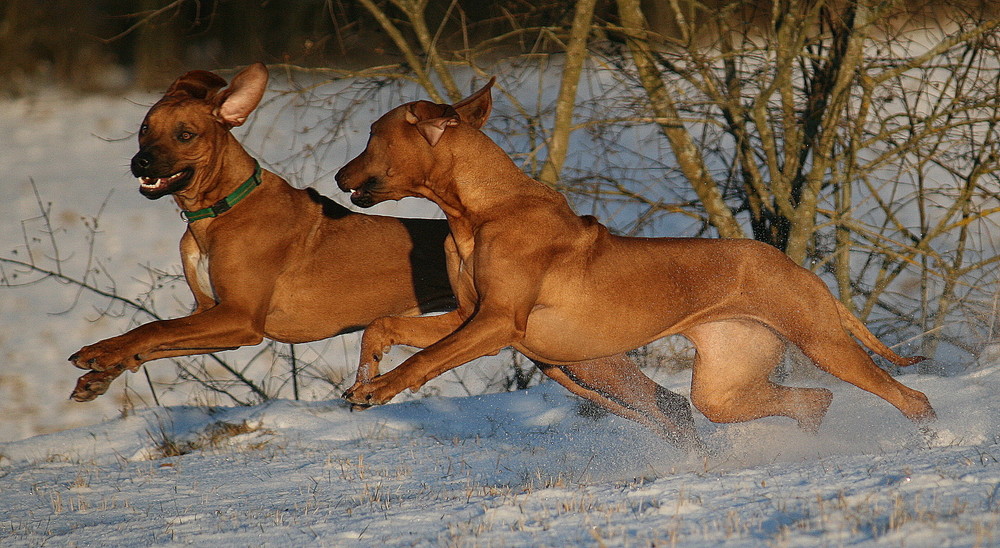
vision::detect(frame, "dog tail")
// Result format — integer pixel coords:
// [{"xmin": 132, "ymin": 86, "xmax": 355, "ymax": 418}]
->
[{"xmin": 834, "ymin": 299, "xmax": 926, "ymax": 367}]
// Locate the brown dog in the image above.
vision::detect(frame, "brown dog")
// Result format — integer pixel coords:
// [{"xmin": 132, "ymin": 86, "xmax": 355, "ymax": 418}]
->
[
  {"xmin": 334, "ymin": 78, "xmax": 936, "ymax": 437},
  {"xmin": 68, "ymin": 64, "xmax": 702, "ymax": 451},
  {"xmin": 66, "ymin": 63, "xmax": 456, "ymax": 401}
]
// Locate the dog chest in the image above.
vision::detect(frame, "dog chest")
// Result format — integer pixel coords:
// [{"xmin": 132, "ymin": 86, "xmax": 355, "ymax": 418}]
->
[
  {"xmin": 182, "ymin": 243, "xmax": 215, "ymax": 302},
  {"xmin": 194, "ymin": 254, "xmax": 214, "ymax": 300}
]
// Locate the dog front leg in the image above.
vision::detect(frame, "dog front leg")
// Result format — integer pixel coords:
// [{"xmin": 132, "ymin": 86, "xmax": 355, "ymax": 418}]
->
[
  {"xmin": 347, "ymin": 311, "xmax": 465, "ymax": 399},
  {"xmin": 69, "ymin": 346, "xmax": 239, "ymax": 402},
  {"xmin": 69, "ymin": 306, "xmax": 263, "ymax": 374},
  {"xmin": 345, "ymin": 310, "xmax": 520, "ymax": 406}
]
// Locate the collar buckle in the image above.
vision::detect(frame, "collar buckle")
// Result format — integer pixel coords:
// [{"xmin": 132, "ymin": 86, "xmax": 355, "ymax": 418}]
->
[{"xmin": 210, "ymin": 199, "xmax": 232, "ymax": 216}]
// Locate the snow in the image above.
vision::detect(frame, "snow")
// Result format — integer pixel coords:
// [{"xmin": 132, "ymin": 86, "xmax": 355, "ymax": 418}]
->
[
  {"xmin": 2, "ymin": 373, "xmax": 999, "ymax": 546},
  {"xmin": 2, "ymin": 78, "xmax": 999, "ymax": 546}
]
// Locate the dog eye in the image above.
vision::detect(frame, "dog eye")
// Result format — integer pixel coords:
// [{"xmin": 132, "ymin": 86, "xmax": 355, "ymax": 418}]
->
[
  {"xmin": 139, "ymin": 124, "xmax": 148, "ymax": 136},
  {"xmin": 177, "ymin": 131, "xmax": 195, "ymax": 142}
]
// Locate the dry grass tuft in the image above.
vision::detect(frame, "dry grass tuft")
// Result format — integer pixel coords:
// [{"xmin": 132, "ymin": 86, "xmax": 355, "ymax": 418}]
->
[{"xmin": 152, "ymin": 420, "xmax": 273, "ymax": 458}]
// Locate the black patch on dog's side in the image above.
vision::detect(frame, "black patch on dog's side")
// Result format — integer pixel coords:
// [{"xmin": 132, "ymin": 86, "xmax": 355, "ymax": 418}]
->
[
  {"xmin": 306, "ymin": 187, "xmax": 352, "ymax": 220},
  {"xmin": 401, "ymin": 218, "xmax": 456, "ymax": 314}
]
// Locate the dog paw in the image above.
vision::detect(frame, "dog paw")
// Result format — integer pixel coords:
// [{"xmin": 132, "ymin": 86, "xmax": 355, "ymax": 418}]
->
[
  {"xmin": 69, "ymin": 344, "xmax": 139, "ymax": 372},
  {"xmin": 69, "ymin": 346, "xmax": 115, "ymax": 371},
  {"xmin": 343, "ymin": 378, "xmax": 402, "ymax": 406},
  {"xmin": 69, "ymin": 351, "xmax": 98, "ymax": 371},
  {"xmin": 70, "ymin": 367, "xmax": 124, "ymax": 402},
  {"xmin": 342, "ymin": 386, "xmax": 383, "ymax": 406}
]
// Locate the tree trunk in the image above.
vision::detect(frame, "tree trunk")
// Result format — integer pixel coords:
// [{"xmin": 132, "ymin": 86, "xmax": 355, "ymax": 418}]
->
[
  {"xmin": 616, "ymin": 0, "xmax": 745, "ymax": 239},
  {"xmin": 538, "ymin": 0, "xmax": 599, "ymax": 187},
  {"xmin": 134, "ymin": 0, "xmax": 183, "ymax": 90}
]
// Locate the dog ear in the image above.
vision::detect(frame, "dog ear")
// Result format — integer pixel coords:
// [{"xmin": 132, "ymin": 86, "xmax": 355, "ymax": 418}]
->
[
  {"xmin": 164, "ymin": 70, "xmax": 228, "ymax": 100},
  {"xmin": 452, "ymin": 77, "xmax": 495, "ymax": 130},
  {"xmin": 213, "ymin": 62, "xmax": 269, "ymax": 128},
  {"xmin": 405, "ymin": 102, "xmax": 460, "ymax": 147}
]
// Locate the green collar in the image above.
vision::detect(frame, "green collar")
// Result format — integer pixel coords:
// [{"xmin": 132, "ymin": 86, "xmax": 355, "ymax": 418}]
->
[{"xmin": 181, "ymin": 161, "xmax": 263, "ymax": 223}]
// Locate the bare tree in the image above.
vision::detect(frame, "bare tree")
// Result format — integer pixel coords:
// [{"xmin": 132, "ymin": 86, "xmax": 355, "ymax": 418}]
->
[
  {"xmin": 354, "ymin": 0, "xmax": 461, "ymax": 101},
  {"xmin": 599, "ymin": 0, "xmax": 1000, "ymax": 358},
  {"xmin": 133, "ymin": 0, "xmax": 185, "ymax": 89}
]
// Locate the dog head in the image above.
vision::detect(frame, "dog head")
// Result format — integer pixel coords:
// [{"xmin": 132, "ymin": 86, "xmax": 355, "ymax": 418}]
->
[
  {"xmin": 335, "ymin": 77, "xmax": 495, "ymax": 208},
  {"xmin": 130, "ymin": 63, "xmax": 268, "ymax": 200}
]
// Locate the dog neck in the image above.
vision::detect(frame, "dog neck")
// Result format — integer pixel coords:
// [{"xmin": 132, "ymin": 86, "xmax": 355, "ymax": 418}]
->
[
  {"xmin": 180, "ymin": 160, "xmax": 262, "ymax": 222},
  {"xmin": 431, "ymin": 133, "xmax": 567, "ymax": 221}
]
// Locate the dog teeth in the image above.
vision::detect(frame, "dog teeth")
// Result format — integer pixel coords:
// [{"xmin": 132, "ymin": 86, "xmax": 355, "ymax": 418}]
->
[{"xmin": 139, "ymin": 171, "xmax": 184, "ymax": 188}]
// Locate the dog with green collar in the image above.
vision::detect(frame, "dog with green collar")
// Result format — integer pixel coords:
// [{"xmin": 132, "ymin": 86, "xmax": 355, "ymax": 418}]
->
[{"xmin": 67, "ymin": 63, "xmax": 457, "ymax": 401}]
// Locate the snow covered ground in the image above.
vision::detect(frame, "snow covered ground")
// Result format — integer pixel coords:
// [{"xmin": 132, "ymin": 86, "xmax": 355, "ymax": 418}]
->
[
  {"xmin": 1, "ymin": 368, "xmax": 999, "ymax": 546},
  {"xmin": 1, "ymin": 76, "xmax": 999, "ymax": 545}
]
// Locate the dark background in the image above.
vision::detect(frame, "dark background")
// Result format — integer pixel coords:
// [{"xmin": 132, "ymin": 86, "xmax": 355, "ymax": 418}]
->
[
  {"xmin": 8, "ymin": 0, "xmax": 959, "ymax": 93},
  {"xmin": 2, "ymin": 0, "xmax": 600, "ymax": 92}
]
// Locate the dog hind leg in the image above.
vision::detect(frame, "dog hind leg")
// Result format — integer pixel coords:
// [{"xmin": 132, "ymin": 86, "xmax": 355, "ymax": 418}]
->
[
  {"xmin": 543, "ymin": 354, "xmax": 704, "ymax": 451},
  {"xmin": 756, "ymin": 277, "xmax": 935, "ymax": 424},
  {"xmin": 793, "ymin": 332, "xmax": 936, "ymax": 424},
  {"xmin": 539, "ymin": 359, "xmax": 707, "ymax": 453},
  {"xmin": 686, "ymin": 320, "xmax": 834, "ymax": 432}
]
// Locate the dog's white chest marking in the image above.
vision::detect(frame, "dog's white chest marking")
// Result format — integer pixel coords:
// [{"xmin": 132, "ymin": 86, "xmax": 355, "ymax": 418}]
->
[{"xmin": 195, "ymin": 253, "xmax": 214, "ymax": 300}]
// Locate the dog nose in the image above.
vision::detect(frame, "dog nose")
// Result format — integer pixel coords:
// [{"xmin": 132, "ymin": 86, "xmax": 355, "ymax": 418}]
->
[{"xmin": 131, "ymin": 151, "xmax": 153, "ymax": 174}]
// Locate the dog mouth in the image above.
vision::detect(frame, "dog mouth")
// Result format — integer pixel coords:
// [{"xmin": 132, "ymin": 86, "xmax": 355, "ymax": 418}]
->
[
  {"xmin": 350, "ymin": 188, "xmax": 372, "ymax": 207},
  {"xmin": 138, "ymin": 169, "xmax": 192, "ymax": 198},
  {"xmin": 348, "ymin": 177, "xmax": 381, "ymax": 208}
]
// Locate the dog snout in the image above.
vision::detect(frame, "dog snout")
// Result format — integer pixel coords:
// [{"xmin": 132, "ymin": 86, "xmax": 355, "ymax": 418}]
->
[{"xmin": 334, "ymin": 159, "xmax": 360, "ymax": 192}]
